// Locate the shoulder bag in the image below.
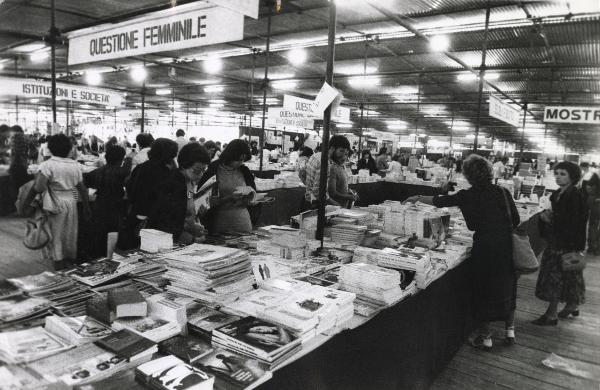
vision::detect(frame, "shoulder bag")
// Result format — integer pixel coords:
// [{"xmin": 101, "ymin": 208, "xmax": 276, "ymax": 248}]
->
[
  {"xmin": 561, "ymin": 251, "xmax": 586, "ymax": 271},
  {"xmin": 501, "ymin": 187, "xmax": 539, "ymax": 274},
  {"xmin": 23, "ymin": 209, "xmax": 52, "ymax": 250}
]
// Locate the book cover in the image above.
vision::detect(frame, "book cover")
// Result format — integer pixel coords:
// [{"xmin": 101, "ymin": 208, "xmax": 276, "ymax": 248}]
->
[
  {"xmin": 187, "ymin": 304, "xmax": 240, "ymax": 334},
  {"xmin": 45, "ymin": 315, "xmax": 113, "ymax": 343},
  {"xmin": 197, "ymin": 349, "xmax": 270, "ymax": 389},
  {"xmin": 136, "ymin": 355, "xmax": 214, "ymax": 390},
  {"xmin": 85, "ymin": 294, "xmax": 115, "ymax": 325},
  {"xmin": 0, "ymin": 295, "xmax": 51, "ymax": 323},
  {"xmin": 70, "ymin": 260, "xmax": 139, "ymax": 287},
  {"xmin": 95, "ymin": 329, "xmax": 156, "ymax": 359},
  {"xmin": 214, "ymin": 317, "xmax": 298, "ymax": 356},
  {"xmin": 0, "ymin": 279, "xmax": 22, "ymax": 299},
  {"xmin": 7, "ymin": 272, "xmax": 66, "ymax": 292},
  {"xmin": 107, "ymin": 287, "xmax": 147, "ymax": 318},
  {"xmin": 159, "ymin": 335, "xmax": 213, "ymax": 363},
  {"xmin": 112, "ymin": 317, "xmax": 181, "ymax": 343}
]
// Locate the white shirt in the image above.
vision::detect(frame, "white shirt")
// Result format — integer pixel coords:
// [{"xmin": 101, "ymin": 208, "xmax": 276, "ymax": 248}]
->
[
  {"xmin": 175, "ymin": 136, "xmax": 188, "ymax": 152},
  {"xmin": 388, "ymin": 160, "xmax": 403, "ymax": 173},
  {"xmin": 132, "ymin": 147, "xmax": 150, "ymax": 170},
  {"xmin": 493, "ymin": 161, "xmax": 505, "ymax": 179}
]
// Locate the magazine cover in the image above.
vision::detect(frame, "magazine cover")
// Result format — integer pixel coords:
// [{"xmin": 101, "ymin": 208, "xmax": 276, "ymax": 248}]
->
[
  {"xmin": 197, "ymin": 349, "xmax": 270, "ymax": 388},
  {"xmin": 0, "ymin": 280, "xmax": 22, "ymax": 299},
  {"xmin": 149, "ymin": 363, "xmax": 214, "ymax": 390},
  {"xmin": 187, "ymin": 305, "xmax": 240, "ymax": 333},
  {"xmin": 0, "ymin": 295, "xmax": 51, "ymax": 323},
  {"xmin": 159, "ymin": 335, "xmax": 213, "ymax": 363},
  {"xmin": 49, "ymin": 316, "xmax": 113, "ymax": 339},
  {"xmin": 7, "ymin": 272, "xmax": 66, "ymax": 292},
  {"xmin": 215, "ymin": 317, "xmax": 297, "ymax": 355},
  {"xmin": 69, "ymin": 260, "xmax": 139, "ymax": 286}
]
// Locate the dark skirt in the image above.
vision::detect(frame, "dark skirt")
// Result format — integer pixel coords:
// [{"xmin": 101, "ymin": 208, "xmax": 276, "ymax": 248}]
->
[
  {"xmin": 535, "ymin": 248, "xmax": 586, "ymax": 305},
  {"xmin": 470, "ymin": 230, "xmax": 517, "ymax": 322}
]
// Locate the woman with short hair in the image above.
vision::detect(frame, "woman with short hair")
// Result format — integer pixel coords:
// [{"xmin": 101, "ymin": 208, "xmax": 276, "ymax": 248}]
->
[
  {"xmin": 197, "ymin": 139, "xmax": 256, "ymax": 234},
  {"xmin": 533, "ymin": 161, "xmax": 588, "ymax": 325},
  {"xmin": 356, "ymin": 149, "xmax": 377, "ymax": 175},
  {"xmin": 406, "ymin": 154, "xmax": 519, "ymax": 350},
  {"xmin": 33, "ymin": 134, "xmax": 90, "ymax": 268},
  {"xmin": 149, "ymin": 143, "xmax": 211, "ymax": 244}
]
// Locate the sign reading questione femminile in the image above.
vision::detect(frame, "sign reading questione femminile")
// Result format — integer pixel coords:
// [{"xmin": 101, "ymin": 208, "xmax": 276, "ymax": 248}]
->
[
  {"xmin": 283, "ymin": 94, "xmax": 351, "ymax": 122},
  {"xmin": 0, "ymin": 77, "xmax": 124, "ymax": 107},
  {"xmin": 67, "ymin": 3, "xmax": 244, "ymax": 65}
]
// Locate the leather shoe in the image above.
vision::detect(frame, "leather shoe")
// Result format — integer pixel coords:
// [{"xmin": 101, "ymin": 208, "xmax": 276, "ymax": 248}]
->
[
  {"xmin": 558, "ymin": 309, "xmax": 579, "ymax": 319},
  {"xmin": 531, "ymin": 315, "xmax": 558, "ymax": 326}
]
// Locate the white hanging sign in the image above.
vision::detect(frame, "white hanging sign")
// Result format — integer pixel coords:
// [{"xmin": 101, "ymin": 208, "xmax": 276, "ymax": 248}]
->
[
  {"xmin": 267, "ymin": 107, "xmax": 314, "ymax": 129},
  {"xmin": 313, "ymin": 82, "xmax": 341, "ymax": 115},
  {"xmin": 283, "ymin": 94, "xmax": 350, "ymax": 122},
  {"xmin": 67, "ymin": 3, "xmax": 244, "ymax": 65},
  {"xmin": 207, "ymin": 0, "xmax": 259, "ymax": 19},
  {"xmin": 543, "ymin": 106, "xmax": 600, "ymax": 124},
  {"xmin": 0, "ymin": 76, "xmax": 124, "ymax": 106},
  {"xmin": 489, "ymin": 95, "xmax": 521, "ymax": 127}
]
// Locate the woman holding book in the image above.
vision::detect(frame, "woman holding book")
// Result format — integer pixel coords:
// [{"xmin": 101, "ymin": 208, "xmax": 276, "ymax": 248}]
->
[
  {"xmin": 197, "ymin": 140, "xmax": 256, "ymax": 234},
  {"xmin": 148, "ymin": 143, "xmax": 211, "ymax": 245},
  {"xmin": 405, "ymin": 154, "xmax": 519, "ymax": 351}
]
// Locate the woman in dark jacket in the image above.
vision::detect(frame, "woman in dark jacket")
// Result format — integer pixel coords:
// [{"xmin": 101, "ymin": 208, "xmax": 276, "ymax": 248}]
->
[
  {"xmin": 406, "ymin": 154, "xmax": 519, "ymax": 351},
  {"xmin": 584, "ymin": 173, "xmax": 600, "ymax": 255},
  {"xmin": 120, "ymin": 138, "xmax": 178, "ymax": 249},
  {"xmin": 196, "ymin": 139, "xmax": 256, "ymax": 234},
  {"xmin": 533, "ymin": 161, "xmax": 588, "ymax": 325},
  {"xmin": 86, "ymin": 144, "xmax": 132, "ymax": 257},
  {"xmin": 356, "ymin": 149, "xmax": 377, "ymax": 175},
  {"xmin": 148, "ymin": 143, "xmax": 211, "ymax": 244}
]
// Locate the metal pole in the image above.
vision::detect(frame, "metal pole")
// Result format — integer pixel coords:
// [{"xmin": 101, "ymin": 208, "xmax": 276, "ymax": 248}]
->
[
  {"xmin": 473, "ymin": 3, "xmax": 491, "ymax": 152},
  {"xmin": 66, "ymin": 101, "xmax": 69, "ymax": 134},
  {"xmin": 259, "ymin": 4, "xmax": 273, "ymax": 173},
  {"xmin": 140, "ymin": 86, "xmax": 146, "ymax": 133},
  {"xmin": 449, "ymin": 108, "xmax": 455, "ymax": 150},
  {"xmin": 250, "ymin": 50, "xmax": 256, "ymax": 129},
  {"xmin": 316, "ymin": 0, "xmax": 337, "ymax": 243},
  {"xmin": 519, "ymin": 103, "xmax": 527, "ymax": 161},
  {"xmin": 358, "ymin": 41, "xmax": 368, "ymax": 153},
  {"xmin": 171, "ymin": 94, "xmax": 175, "ymax": 128},
  {"xmin": 14, "ymin": 59, "xmax": 19, "ymax": 124},
  {"xmin": 413, "ymin": 78, "xmax": 421, "ymax": 151},
  {"xmin": 50, "ymin": 0, "xmax": 57, "ymax": 124}
]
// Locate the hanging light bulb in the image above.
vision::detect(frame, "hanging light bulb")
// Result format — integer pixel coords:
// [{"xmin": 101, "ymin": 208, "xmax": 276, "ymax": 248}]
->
[
  {"xmin": 287, "ymin": 48, "xmax": 307, "ymax": 66},
  {"xmin": 429, "ymin": 35, "xmax": 450, "ymax": 52},
  {"xmin": 85, "ymin": 71, "xmax": 102, "ymax": 86},
  {"xmin": 130, "ymin": 66, "xmax": 147, "ymax": 82},
  {"xmin": 203, "ymin": 57, "xmax": 222, "ymax": 74}
]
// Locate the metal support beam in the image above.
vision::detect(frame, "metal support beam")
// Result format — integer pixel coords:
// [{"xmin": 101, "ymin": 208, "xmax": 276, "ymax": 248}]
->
[
  {"xmin": 358, "ymin": 41, "xmax": 369, "ymax": 153},
  {"xmin": 140, "ymin": 86, "xmax": 146, "ymax": 133},
  {"xmin": 259, "ymin": 3, "xmax": 273, "ymax": 173},
  {"xmin": 413, "ymin": 77, "xmax": 422, "ymax": 150},
  {"xmin": 316, "ymin": 0, "xmax": 337, "ymax": 243},
  {"xmin": 474, "ymin": 4, "xmax": 491, "ymax": 152},
  {"xmin": 519, "ymin": 103, "xmax": 528, "ymax": 160},
  {"xmin": 50, "ymin": 0, "xmax": 57, "ymax": 124},
  {"xmin": 14, "ymin": 58, "xmax": 18, "ymax": 123}
]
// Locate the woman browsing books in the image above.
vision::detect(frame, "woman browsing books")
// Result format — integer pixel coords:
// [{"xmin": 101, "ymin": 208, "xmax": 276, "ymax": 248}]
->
[
  {"xmin": 196, "ymin": 140, "xmax": 257, "ymax": 235},
  {"xmin": 405, "ymin": 154, "xmax": 519, "ymax": 351}
]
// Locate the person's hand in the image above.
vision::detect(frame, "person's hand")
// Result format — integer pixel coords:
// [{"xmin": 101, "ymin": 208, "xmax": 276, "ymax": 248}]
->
[{"xmin": 352, "ymin": 192, "xmax": 360, "ymax": 202}]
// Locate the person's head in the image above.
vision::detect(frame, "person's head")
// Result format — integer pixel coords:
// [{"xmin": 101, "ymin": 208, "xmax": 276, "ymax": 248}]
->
[
  {"xmin": 580, "ymin": 162, "xmax": 590, "ymax": 172},
  {"xmin": 10, "ymin": 125, "xmax": 24, "ymax": 134},
  {"xmin": 361, "ymin": 150, "xmax": 371, "ymax": 160},
  {"xmin": 554, "ymin": 161, "xmax": 581, "ymax": 187},
  {"xmin": 107, "ymin": 136, "xmax": 118, "ymax": 146},
  {"xmin": 135, "ymin": 133, "xmax": 153, "ymax": 149},
  {"xmin": 204, "ymin": 141, "xmax": 217, "ymax": 157},
  {"xmin": 148, "ymin": 138, "xmax": 178, "ymax": 166},
  {"xmin": 250, "ymin": 140, "xmax": 257, "ymax": 147},
  {"xmin": 378, "ymin": 147, "xmax": 387, "ymax": 156},
  {"xmin": 501, "ymin": 157, "xmax": 509, "ymax": 164},
  {"xmin": 10, "ymin": 132, "xmax": 27, "ymax": 163},
  {"xmin": 178, "ymin": 143, "xmax": 211, "ymax": 182},
  {"xmin": 47, "ymin": 133, "xmax": 73, "ymax": 158},
  {"xmin": 199, "ymin": 137, "xmax": 206, "ymax": 144},
  {"xmin": 105, "ymin": 144, "xmax": 126, "ymax": 166},
  {"xmin": 215, "ymin": 141, "xmax": 222, "ymax": 150},
  {"xmin": 462, "ymin": 154, "xmax": 493, "ymax": 187},
  {"xmin": 300, "ymin": 146, "xmax": 314, "ymax": 158},
  {"xmin": 189, "ymin": 137, "xmax": 197, "ymax": 142},
  {"xmin": 175, "ymin": 129, "xmax": 185, "ymax": 138},
  {"xmin": 392, "ymin": 154, "xmax": 400, "ymax": 162},
  {"xmin": 219, "ymin": 139, "xmax": 251, "ymax": 168},
  {"xmin": 328, "ymin": 135, "xmax": 350, "ymax": 163}
]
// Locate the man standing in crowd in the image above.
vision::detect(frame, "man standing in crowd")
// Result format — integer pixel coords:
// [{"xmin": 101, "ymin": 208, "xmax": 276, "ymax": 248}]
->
[
  {"xmin": 304, "ymin": 135, "xmax": 351, "ymax": 209},
  {"xmin": 175, "ymin": 129, "xmax": 187, "ymax": 152},
  {"xmin": 493, "ymin": 157, "xmax": 508, "ymax": 184},
  {"xmin": 376, "ymin": 147, "xmax": 389, "ymax": 175},
  {"xmin": 132, "ymin": 133, "xmax": 154, "ymax": 170}
]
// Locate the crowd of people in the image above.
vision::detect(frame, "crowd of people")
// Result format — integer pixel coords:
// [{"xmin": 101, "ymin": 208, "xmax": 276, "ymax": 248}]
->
[{"xmin": 2, "ymin": 126, "xmax": 598, "ymax": 350}]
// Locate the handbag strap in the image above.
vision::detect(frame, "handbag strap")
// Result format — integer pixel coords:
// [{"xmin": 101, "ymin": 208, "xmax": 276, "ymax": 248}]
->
[{"xmin": 499, "ymin": 186, "xmax": 514, "ymax": 230}]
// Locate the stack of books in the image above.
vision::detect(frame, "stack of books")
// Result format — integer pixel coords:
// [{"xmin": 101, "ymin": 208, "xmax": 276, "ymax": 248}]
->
[
  {"xmin": 45, "ymin": 315, "xmax": 113, "ymax": 345},
  {"xmin": 378, "ymin": 247, "xmax": 430, "ymax": 272},
  {"xmin": 0, "ymin": 326, "xmax": 72, "ymax": 364},
  {"xmin": 330, "ymin": 224, "xmax": 368, "ymax": 246},
  {"xmin": 256, "ymin": 240, "xmax": 306, "ymax": 260},
  {"xmin": 338, "ymin": 263, "xmax": 404, "ymax": 307},
  {"xmin": 135, "ymin": 355, "xmax": 214, "ymax": 390},
  {"xmin": 140, "ymin": 229, "xmax": 173, "ymax": 253},
  {"xmin": 250, "ymin": 254, "xmax": 305, "ymax": 284},
  {"xmin": 196, "ymin": 348, "xmax": 272, "ymax": 389},
  {"xmin": 212, "ymin": 316, "xmax": 302, "ymax": 368},
  {"xmin": 187, "ymin": 303, "xmax": 241, "ymax": 340},
  {"xmin": 111, "ymin": 316, "xmax": 182, "ymax": 343},
  {"xmin": 28, "ymin": 343, "xmax": 135, "ymax": 388},
  {"xmin": 224, "ymin": 289, "xmax": 288, "ymax": 318},
  {"xmin": 163, "ymin": 244, "xmax": 255, "ymax": 305},
  {"xmin": 68, "ymin": 259, "xmax": 141, "ymax": 287},
  {"xmin": 158, "ymin": 334, "xmax": 213, "ymax": 363},
  {"xmin": 306, "ymin": 285, "xmax": 356, "ymax": 328},
  {"xmin": 95, "ymin": 328, "xmax": 158, "ymax": 362},
  {"xmin": 0, "ymin": 295, "xmax": 51, "ymax": 330}
]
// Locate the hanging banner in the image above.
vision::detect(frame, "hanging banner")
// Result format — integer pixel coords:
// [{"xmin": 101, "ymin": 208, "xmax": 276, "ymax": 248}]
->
[
  {"xmin": 489, "ymin": 95, "xmax": 521, "ymax": 127},
  {"xmin": 207, "ymin": 0, "xmax": 259, "ymax": 19},
  {"xmin": 267, "ymin": 107, "xmax": 314, "ymax": 129},
  {"xmin": 67, "ymin": 3, "xmax": 244, "ymax": 65},
  {"xmin": 283, "ymin": 94, "xmax": 350, "ymax": 122},
  {"xmin": 543, "ymin": 106, "xmax": 600, "ymax": 124},
  {"xmin": 0, "ymin": 76, "xmax": 124, "ymax": 106}
]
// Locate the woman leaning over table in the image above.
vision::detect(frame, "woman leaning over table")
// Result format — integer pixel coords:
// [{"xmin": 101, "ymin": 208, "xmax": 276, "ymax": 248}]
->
[
  {"xmin": 406, "ymin": 154, "xmax": 519, "ymax": 351},
  {"xmin": 33, "ymin": 134, "xmax": 91, "ymax": 269},
  {"xmin": 533, "ymin": 161, "xmax": 588, "ymax": 325}
]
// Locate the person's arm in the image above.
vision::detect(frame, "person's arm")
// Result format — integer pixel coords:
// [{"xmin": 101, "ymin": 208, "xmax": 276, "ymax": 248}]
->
[
  {"xmin": 404, "ymin": 195, "xmax": 435, "ymax": 205},
  {"xmin": 506, "ymin": 188, "xmax": 520, "ymax": 227},
  {"xmin": 328, "ymin": 168, "xmax": 354, "ymax": 202},
  {"xmin": 76, "ymin": 181, "xmax": 91, "ymax": 219},
  {"xmin": 119, "ymin": 156, "xmax": 133, "ymax": 178},
  {"xmin": 406, "ymin": 191, "xmax": 463, "ymax": 208},
  {"xmin": 33, "ymin": 172, "xmax": 49, "ymax": 194}
]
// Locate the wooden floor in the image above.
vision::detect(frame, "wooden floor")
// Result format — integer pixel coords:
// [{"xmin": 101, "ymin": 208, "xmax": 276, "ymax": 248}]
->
[
  {"xmin": 1, "ymin": 216, "xmax": 600, "ymax": 389},
  {"xmin": 432, "ymin": 255, "xmax": 600, "ymax": 390}
]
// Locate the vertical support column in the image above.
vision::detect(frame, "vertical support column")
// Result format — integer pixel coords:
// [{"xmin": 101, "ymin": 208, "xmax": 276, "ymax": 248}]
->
[
  {"xmin": 14, "ymin": 59, "xmax": 19, "ymax": 124},
  {"xmin": 358, "ymin": 41, "xmax": 369, "ymax": 153},
  {"xmin": 316, "ymin": 0, "xmax": 337, "ymax": 243},
  {"xmin": 50, "ymin": 0, "xmax": 57, "ymax": 124},
  {"xmin": 449, "ymin": 107, "xmax": 455, "ymax": 151},
  {"xmin": 259, "ymin": 4, "xmax": 274, "ymax": 173},
  {"xmin": 250, "ymin": 50, "xmax": 256, "ymax": 129},
  {"xmin": 519, "ymin": 103, "xmax": 528, "ymax": 161},
  {"xmin": 66, "ymin": 101, "xmax": 70, "ymax": 134},
  {"xmin": 473, "ymin": 4, "xmax": 491, "ymax": 152},
  {"xmin": 358, "ymin": 103, "xmax": 364, "ymax": 152},
  {"xmin": 141, "ymin": 86, "xmax": 146, "ymax": 133},
  {"xmin": 413, "ymin": 77, "xmax": 421, "ymax": 150}
]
